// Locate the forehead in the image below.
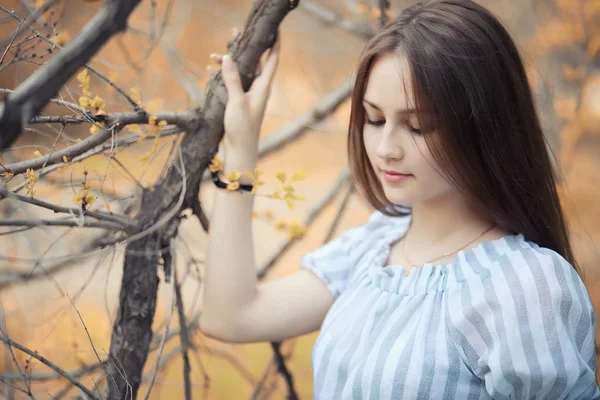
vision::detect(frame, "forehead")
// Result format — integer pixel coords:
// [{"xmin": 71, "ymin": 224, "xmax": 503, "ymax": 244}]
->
[{"xmin": 364, "ymin": 53, "xmax": 415, "ymax": 111}]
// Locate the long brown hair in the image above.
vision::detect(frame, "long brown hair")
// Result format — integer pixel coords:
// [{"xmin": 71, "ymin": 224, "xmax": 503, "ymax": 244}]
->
[{"xmin": 347, "ymin": 0, "xmax": 580, "ymax": 274}]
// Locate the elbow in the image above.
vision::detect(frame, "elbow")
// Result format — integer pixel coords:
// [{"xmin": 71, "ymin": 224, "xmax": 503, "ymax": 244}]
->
[{"xmin": 199, "ymin": 312, "xmax": 245, "ymax": 343}]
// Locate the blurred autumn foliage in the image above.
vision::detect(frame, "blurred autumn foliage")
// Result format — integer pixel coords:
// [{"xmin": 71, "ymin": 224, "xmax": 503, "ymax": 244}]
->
[{"xmin": 0, "ymin": 0, "xmax": 599, "ymax": 399}]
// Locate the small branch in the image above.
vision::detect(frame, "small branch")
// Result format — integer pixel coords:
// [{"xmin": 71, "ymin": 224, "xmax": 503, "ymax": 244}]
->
[
  {"xmin": 0, "ymin": 0, "xmax": 144, "ymax": 150},
  {"xmin": 142, "ymin": 262, "xmax": 175, "ymax": 400},
  {"xmin": 378, "ymin": 0, "xmax": 390, "ymax": 28},
  {"xmin": 299, "ymin": 0, "xmax": 373, "ymax": 39},
  {"xmin": 0, "ymin": 218, "xmax": 125, "ymax": 230},
  {"xmin": 174, "ymin": 268, "xmax": 192, "ymax": 400},
  {"xmin": 2, "ymin": 111, "xmax": 192, "ymax": 176},
  {"xmin": 0, "ymin": 233, "xmax": 112, "ymax": 290},
  {"xmin": 270, "ymin": 342, "xmax": 298, "ymax": 400},
  {"xmin": 257, "ymin": 169, "xmax": 350, "ymax": 279},
  {"xmin": 322, "ymin": 182, "xmax": 353, "ymax": 243},
  {"xmin": 0, "ymin": 89, "xmax": 90, "ymax": 116},
  {"xmin": 6, "ymin": 127, "xmax": 181, "ymax": 195},
  {"xmin": 257, "ymin": 75, "xmax": 353, "ymax": 159},
  {"xmin": 0, "ymin": 303, "xmax": 33, "ymax": 398},
  {"xmin": 67, "ymin": 294, "xmax": 119, "ymax": 397},
  {"xmin": 0, "ymin": 186, "xmax": 133, "ymax": 228},
  {"xmin": 0, "ymin": 0, "xmax": 60, "ymax": 51},
  {"xmin": 0, "ymin": 334, "xmax": 99, "ymax": 400}
]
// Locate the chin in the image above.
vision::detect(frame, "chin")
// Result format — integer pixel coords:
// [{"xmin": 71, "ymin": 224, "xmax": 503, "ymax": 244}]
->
[{"xmin": 381, "ymin": 188, "xmax": 415, "ymax": 208}]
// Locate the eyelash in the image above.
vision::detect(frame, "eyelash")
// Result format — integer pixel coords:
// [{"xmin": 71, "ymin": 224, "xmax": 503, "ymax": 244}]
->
[{"xmin": 366, "ymin": 119, "xmax": 423, "ymax": 134}]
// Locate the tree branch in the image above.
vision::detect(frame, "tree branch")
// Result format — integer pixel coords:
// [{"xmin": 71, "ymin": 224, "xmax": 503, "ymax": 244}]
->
[
  {"xmin": 0, "ymin": 186, "xmax": 133, "ymax": 228},
  {"xmin": 257, "ymin": 168, "xmax": 350, "ymax": 279},
  {"xmin": 299, "ymin": 0, "xmax": 373, "ymax": 39},
  {"xmin": 2, "ymin": 111, "xmax": 192, "ymax": 176},
  {"xmin": 0, "ymin": 334, "xmax": 99, "ymax": 400},
  {"xmin": 0, "ymin": 0, "xmax": 144, "ymax": 151}
]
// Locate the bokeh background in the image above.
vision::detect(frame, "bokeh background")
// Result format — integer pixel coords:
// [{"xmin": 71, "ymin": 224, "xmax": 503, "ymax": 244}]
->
[{"xmin": 0, "ymin": 0, "xmax": 599, "ymax": 398}]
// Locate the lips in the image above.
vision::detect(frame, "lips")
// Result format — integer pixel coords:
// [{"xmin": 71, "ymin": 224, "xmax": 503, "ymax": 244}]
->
[
  {"xmin": 383, "ymin": 170, "xmax": 408, "ymax": 176},
  {"xmin": 382, "ymin": 169, "xmax": 412, "ymax": 184}
]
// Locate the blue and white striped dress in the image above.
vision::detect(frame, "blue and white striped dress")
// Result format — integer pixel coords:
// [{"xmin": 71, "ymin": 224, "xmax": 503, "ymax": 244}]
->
[{"xmin": 301, "ymin": 211, "xmax": 600, "ymax": 399}]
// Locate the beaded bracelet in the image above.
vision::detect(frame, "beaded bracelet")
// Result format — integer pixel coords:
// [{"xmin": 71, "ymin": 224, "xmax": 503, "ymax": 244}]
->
[{"xmin": 211, "ymin": 170, "xmax": 254, "ymax": 192}]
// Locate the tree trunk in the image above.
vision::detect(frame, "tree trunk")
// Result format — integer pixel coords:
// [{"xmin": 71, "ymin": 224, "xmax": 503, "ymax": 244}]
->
[{"xmin": 106, "ymin": 1, "xmax": 299, "ymax": 398}]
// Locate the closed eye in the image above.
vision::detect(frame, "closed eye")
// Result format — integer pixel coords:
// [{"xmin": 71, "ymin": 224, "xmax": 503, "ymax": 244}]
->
[{"xmin": 366, "ymin": 119, "xmax": 385, "ymax": 127}]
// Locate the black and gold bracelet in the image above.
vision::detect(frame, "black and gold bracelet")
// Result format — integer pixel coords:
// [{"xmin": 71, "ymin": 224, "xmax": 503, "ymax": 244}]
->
[{"xmin": 211, "ymin": 170, "xmax": 254, "ymax": 192}]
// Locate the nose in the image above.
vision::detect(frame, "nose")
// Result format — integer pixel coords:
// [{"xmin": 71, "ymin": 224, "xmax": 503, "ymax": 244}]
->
[{"xmin": 375, "ymin": 127, "xmax": 404, "ymax": 161}]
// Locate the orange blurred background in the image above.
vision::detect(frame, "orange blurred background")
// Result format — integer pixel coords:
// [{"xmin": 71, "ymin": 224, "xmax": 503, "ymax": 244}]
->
[{"xmin": 0, "ymin": 0, "xmax": 599, "ymax": 398}]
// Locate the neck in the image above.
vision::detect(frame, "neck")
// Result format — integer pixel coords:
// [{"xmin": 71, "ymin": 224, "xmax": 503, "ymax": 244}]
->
[{"xmin": 406, "ymin": 191, "xmax": 493, "ymax": 248}]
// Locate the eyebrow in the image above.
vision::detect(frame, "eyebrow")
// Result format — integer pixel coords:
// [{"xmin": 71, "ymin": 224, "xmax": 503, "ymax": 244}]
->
[{"xmin": 363, "ymin": 98, "xmax": 418, "ymax": 114}]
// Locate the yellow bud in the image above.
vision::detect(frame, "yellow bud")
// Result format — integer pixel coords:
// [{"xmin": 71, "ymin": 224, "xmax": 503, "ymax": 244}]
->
[
  {"xmin": 90, "ymin": 95, "xmax": 105, "ymax": 110},
  {"xmin": 227, "ymin": 181, "xmax": 240, "ymax": 191},
  {"xmin": 225, "ymin": 170, "xmax": 241, "ymax": 182},
  {"xmin": 34, "ymin": 150, "xmax": 43, "ymax": 157},
  {"xmin": 273, "ymin": 219, "xmax": 287, "ymax": 231},
  {"xmin": 79, "ymin": 96, "xmax": 91, "ymax": 107}
]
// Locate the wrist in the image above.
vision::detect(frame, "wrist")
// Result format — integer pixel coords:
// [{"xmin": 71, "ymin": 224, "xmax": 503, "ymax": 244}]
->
[{"xmin": 223, "ymin": 148, "xmax": 258, "ymax": 171}]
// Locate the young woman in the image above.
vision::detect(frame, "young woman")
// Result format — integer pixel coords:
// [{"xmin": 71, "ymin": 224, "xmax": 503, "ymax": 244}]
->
[{"xmin": 201, "ymin": 0, "xmax": 600, "ymax": 398}]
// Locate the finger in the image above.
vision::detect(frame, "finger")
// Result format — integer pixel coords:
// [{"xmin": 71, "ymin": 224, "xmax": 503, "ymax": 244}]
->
[
  {"xmin": 209, "ymin": 53, "xmax": 223, "ymax": 65},
  {"xmin": 251, "ymin": 34, "xmax": 281, "ymax": 96},
  {"xmin": 221, "ymin": 54, "xmax": 244, "ymax": 100}
]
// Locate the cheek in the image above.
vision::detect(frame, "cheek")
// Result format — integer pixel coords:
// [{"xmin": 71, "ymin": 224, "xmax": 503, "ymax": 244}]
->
[{"xmin": 362, "ymin": 127, "xmax": 379, "ymax": 156}]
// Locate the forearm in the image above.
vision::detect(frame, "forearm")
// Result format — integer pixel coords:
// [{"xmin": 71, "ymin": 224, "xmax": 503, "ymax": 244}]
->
[{"xmin": 202, "ymin": 149, "xmax": 259, "ymax": 332}]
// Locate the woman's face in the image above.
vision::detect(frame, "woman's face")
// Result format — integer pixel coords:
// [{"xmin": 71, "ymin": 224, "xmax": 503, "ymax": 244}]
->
[{"xmin": 362, "ymin": 52, "xmax": 457, "ymax": 207}]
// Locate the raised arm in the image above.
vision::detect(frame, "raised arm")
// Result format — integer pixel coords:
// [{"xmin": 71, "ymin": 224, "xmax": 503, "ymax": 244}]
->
[{"xmin": 200, "ymin": 38, "xmax": 334, "ymax": 343}]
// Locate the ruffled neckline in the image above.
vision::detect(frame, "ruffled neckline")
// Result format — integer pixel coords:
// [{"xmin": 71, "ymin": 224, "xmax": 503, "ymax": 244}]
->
[{"xmin": 366, "ymin": 213, "xmax": 525, "ymax": 295}]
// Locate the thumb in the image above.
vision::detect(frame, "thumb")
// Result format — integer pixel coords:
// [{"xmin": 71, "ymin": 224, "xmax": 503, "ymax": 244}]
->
[{"xmin": 221, "ymin": 55, "xmax": 244, "ymax": 100}]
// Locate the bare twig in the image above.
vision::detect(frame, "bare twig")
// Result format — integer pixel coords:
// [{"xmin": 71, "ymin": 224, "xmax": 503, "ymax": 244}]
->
[
  {"xmin": 66, "ymin": 294, "xmax": 118, "ymax": 396},
  {"xmin": 378, "ymin": 0, "xmax": 390, "ymax": 28},
  {"xmin": 174, "ymin": 268, "xmax": 193, "ymax": 400},
  {"xmin": 0, "ymin": 0, "xmax": 60, "ymax": 51},
  {"xmin": 0, "ymin": 186, "xmax": 133, "ymax": 227},
  {"xmin": 323, "ymin": 182, "xmax": 353, "ymax": 243},
  {"xmin": 142, "ymin": 262, "xmax": 175, "ymax": 400},
  {"xmin": 258, "ymin": 76, "xmax": 354, "ymax": 159},
  {"xmin": 0, "ymin": 217, "xmax": 125, "ymax": 230},
  {"xmin": 2, "ymin": 111, "xmax": 192, "ymax": 176},
  {"xmin": 0, "ymin": 334, "xmax": 99, "ymax": 400},
  {"xmin": 0, "ymin": 0, "xmax": 144, "ymax": 150},
  {"xmin": 299, "ymin": 0, "xmax": 373, "ymax": 39},
  {"xmin": 270, "ymin": 342, "xmax": 298, "ymax": 400},
  {"xmin": 0, "ymin": 302, "xmax": 33, "ymax": 398}
]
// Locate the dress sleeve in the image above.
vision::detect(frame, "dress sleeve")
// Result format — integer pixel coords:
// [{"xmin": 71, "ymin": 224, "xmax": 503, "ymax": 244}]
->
[
  {"xmin": 446, "ymin": 247, "xmax": 600, "ymax": 400},
  {"xmin": 300, "ymin": 211, "xmax": 390, "ymax": 301}
]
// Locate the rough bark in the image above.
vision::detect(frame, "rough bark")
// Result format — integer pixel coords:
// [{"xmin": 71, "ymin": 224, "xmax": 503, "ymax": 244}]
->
[{"xmin": 106, "ymin": 1, "xmax": 299, "ymax": 398}]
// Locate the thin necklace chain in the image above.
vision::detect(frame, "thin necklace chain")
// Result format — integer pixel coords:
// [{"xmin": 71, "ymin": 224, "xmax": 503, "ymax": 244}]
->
[{"xmin": 402, "ymin": 224, "xmax": 496, "ymax": 272}]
